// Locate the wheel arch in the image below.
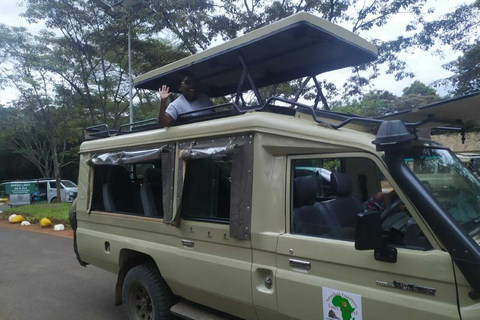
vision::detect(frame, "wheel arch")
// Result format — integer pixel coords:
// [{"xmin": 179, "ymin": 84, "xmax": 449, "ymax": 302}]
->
[{"xmin": 115, "ymin": 249, "xmax": 159, "ymax": 306}]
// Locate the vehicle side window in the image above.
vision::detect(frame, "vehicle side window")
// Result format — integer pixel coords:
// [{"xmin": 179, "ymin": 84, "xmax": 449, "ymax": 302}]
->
[
  {"xmin": 50, "ymin": 181, "xmax": 56, "ymax": 188},
  {"xmin": 294, "ymin": 159, "xmax": 341, "ymax": 199},
  {"xmin": 181, "ymin": 157, "xmax": 232, "ymax": 223},
  {"xmin": 90, "ymin": 160, "xmax": 163, "ymax": 217},
  {"xmin": 291, "ymin": 157, "xmax": 432, "ymax": 250}
]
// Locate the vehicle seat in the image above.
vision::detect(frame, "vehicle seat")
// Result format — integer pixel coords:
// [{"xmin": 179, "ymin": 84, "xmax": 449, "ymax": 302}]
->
[
  {"xmin": 140, "ymin": 168, "xmax": 163, "ymax": 217},
  {"xmin": 321, "ymin": 173, "xmax": 361, "ymax": 227},
  {"xmin": 103, "ymin": 165, "xmax": 142, "ymax": 213},
  {"xmin": 293, "ymin": 175, "xmax": 328, "ymax": 236},
  {"xmin": 404, "ymin": 218, "xmax": 432, "ymax": 250}
]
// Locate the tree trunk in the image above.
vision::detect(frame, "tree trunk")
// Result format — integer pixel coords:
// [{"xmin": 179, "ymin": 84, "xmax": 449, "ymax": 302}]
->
[{"xmin": 55, "ymin": 168, "xmax": 62, "ymax": 203}]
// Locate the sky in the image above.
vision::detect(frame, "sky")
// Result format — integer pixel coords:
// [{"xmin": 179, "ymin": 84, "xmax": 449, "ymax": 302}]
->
[{"xmin": 0, "ymin": 0, "xmax": 475, "ymax": 106}]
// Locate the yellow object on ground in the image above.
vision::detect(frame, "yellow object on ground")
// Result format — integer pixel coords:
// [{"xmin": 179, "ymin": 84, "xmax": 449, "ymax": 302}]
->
[
  {"xmin": 10, "ymin": 215, "xmax": 24, "ymax": 224},
  {"xmin": 40, "ymin": 218, "xmax": 52, "ymax": 227}
]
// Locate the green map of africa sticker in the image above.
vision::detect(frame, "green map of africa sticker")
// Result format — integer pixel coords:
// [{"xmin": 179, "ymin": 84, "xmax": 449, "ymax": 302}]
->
[
  {"xmin": 322, "ymin": 287, "xmax": 362, "ymax": 320},
  {"xmin": 332, "ymin": 295, "xmax": 355, "ymax": 320}
]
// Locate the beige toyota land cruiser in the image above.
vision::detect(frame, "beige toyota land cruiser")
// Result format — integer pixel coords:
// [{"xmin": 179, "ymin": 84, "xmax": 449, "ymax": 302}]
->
[{"xmin": 70, "ymin": 12, "xmax": 480, "ymax": 320}]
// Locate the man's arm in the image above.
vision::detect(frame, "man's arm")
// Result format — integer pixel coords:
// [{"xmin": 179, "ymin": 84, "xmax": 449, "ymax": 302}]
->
[{"xmin": 158, "ymin": 86, "xmax": 174, "ymax": 127}]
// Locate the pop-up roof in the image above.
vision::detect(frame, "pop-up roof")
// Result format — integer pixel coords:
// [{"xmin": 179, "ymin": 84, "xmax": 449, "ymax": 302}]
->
[
  {"xmin": 134, "ymin": 12, "xmax": 378, "ymax": 97},
  {"xmin": 379, "ymin": 92, "xmax": 480, "ymax": 128}
]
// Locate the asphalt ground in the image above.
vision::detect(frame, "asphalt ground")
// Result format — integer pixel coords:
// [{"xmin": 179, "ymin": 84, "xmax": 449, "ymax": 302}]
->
[{"xmin": 0, "ymin": 227, "xmax": 126, "ymax": 320}]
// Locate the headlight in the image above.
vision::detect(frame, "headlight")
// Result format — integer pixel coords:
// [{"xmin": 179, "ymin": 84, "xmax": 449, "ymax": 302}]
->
[{"xmin": 69, "ymin": 191, "xmax": 74, "ymax": 196}]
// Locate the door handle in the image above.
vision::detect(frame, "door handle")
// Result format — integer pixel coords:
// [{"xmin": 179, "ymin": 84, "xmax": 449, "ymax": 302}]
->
[
  {"xmin": 182, "ymin": 239, "xmax": 195, "ymax": 248},
  {"xmin": 289, "ymin": 259, "xmax": 311, "ymax": 270}
]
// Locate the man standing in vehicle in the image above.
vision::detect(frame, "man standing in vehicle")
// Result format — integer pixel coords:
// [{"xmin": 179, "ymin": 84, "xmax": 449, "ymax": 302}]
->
[{"xmin": 157, "ymin": 72, "xmax": 213, "ymax": 127}]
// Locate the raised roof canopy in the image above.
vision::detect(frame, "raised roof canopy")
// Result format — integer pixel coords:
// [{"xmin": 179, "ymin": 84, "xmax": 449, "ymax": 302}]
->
[
  {"xmin": 134, "ymin": 12, "xmax": 378, "ymax": 97},
  {"xmin": 379, "ymin": 92, "xmax": 480, "ymax": 129}
]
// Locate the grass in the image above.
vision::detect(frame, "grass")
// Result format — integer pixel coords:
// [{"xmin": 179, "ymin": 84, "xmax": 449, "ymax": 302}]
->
[{"xmin": 1, "ymin": 203, "xmax": 71, "ymax": 226}]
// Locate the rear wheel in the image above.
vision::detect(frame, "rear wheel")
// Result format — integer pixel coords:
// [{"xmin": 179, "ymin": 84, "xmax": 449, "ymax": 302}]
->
[
  {"xmin": 50, "ymin": 197, "xmax": 59, "ymax": 203},
  {"xmin": 123, "ymin": 264, "xmax": 173, "ymax": 320}
]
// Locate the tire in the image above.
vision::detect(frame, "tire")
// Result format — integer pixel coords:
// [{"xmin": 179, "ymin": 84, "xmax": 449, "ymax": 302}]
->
[
  {"xmin": 123, "ymin": 264, "xmax": 173, "ymax": 320},
  {"xmin": 50, "ymin": 197, "xmax": 59, "ymax": 203}
]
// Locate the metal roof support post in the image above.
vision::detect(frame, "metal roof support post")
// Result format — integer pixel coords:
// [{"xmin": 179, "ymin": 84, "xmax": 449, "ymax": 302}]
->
[
  {"xmin": 313, "ymin": 77, "xmax": 329, "ymax": 110},
  {"xmin": 235, "ymin": 69, "xmax": 247, "ymax": 106},
  {"xmin": 240, "ymin": 94, "xmax": 247, "ymax": 108},
  {"xmin": 237, "ymin": 52, "xmax": 264, "ymax": 106}
]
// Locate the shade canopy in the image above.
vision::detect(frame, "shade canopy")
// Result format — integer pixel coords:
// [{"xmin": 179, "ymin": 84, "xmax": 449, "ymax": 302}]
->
[
  {"xmin": 134, "ymin": 12, "xmax": 378, "ymax": 97},
  {"xmin": 379, "ymin": 93, "xmax": 480, "ymax": 128}
]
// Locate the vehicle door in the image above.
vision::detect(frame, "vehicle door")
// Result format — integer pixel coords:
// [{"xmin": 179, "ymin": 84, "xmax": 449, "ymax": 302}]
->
[
  {"xmin": 276, "ymin": 153, "xmax": 460, "ymax": 320},
  {"xmin": 37, "ymin": 182, "xmax": 47, "ymax": 203},
  {"xmin": 47, "ymin": 181, "xmax": 55, "ymax": 202},
  {"xmin": 172, "ymin": 135, "xmax": 256, "ymax": 319}
]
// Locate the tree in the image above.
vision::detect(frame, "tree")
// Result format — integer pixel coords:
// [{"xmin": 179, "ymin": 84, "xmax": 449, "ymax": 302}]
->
[
  {"xmin": 332, "ymin": 90, "xmax": 398, "ymax": 117},
  {"xmin": 21, "ymin": 0, "xmax": 188, "ymax": 127},
  {"xmin": 0, "ymin": 25, "xmax": 81, "ymax": 199},
  {"xmin": 332, "ymin": 81, "xmax": 441, "ymax": 117},
  {"xmin": 392, "ymin": 81, "xmax": 442, "ymax": 111},
  {"xmin": 443, "ymin": 42, "xmax": 480, "ymax": 96},
  {"xmin": 413, "ymin": 1, "xmax": 480, "ymax": 96}
]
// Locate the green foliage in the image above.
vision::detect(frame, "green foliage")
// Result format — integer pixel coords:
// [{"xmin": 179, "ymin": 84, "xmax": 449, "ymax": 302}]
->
[
  {"xmin": 332, "ymin": 81, "xmax": 441, "ymax": 117},
  {"xmin": 443, "ymin": 42, "xmax": 480, "ymax": 96},
  {"xmin": 2, "ymin": 203, "xmax": 70, "ymax": 225},
  {"xmin": 402, "ymin": 80, "xmax": 437, "ymax": 96},
  {"xmin": 412, "ymin": 2, "xmax": 479, "ymax": 97}
]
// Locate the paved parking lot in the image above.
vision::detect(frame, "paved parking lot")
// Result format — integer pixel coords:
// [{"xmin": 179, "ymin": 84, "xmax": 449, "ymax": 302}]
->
[{"xmin": 0, "ymin": 227, "xmax": 126, "ymax": 320}]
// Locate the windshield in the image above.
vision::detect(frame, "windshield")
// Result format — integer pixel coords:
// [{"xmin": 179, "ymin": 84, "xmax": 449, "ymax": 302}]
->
[
  {"xmin": 61, "ymin": 180, "xmax": 77, "ymax": 188},
  {"xmin": 404, "ymin": 147, "xmax": 480, "ymax": 236}
]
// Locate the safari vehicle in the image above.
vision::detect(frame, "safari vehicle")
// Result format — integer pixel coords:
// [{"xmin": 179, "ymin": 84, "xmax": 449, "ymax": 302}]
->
[
  {"xmin": 457, "ymin": 154, "xmax": 480, "ymax": 177},
  {"xmin": 72, "ymin": 12, "xmax": 480, "ymax": 320}
]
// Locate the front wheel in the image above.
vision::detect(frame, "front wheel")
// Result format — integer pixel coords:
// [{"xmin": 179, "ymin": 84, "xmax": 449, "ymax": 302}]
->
[{"xmin": 123, "ymin": 264, "xmax": 173, "ymax": 320}]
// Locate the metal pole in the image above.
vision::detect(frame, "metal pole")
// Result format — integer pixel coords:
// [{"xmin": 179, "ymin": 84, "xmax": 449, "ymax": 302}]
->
[{"xmin": 128, "ymin": 20, "xmax": 133, "ymax": 124}]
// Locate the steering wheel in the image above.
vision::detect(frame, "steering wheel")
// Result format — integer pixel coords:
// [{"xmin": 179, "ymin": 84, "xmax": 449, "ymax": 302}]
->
[{"xmin": 380, "ymin": 197, "xmax": 403, "ymax": 222}]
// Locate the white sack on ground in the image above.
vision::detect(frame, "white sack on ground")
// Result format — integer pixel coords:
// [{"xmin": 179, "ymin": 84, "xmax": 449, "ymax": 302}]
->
[{"xmin": 54, "ymin": 224, "xmax": 65, "ymax": 231}]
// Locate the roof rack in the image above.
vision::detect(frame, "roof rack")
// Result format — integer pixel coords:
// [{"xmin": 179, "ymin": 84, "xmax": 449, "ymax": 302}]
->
[
  {"xmin": 82, "ymin": 94, "xmax": 474, "ymax": 141},
  {"xmin": 172, "ymin": 102, "xmax": 245, "ymax": 126},
  {"xmin": 83, "ymin": 124, "xmax": 117, "ymax": 141},
  {"xmin": 260, "ymin": 96, "xmax": 384, "ymax": 129},
  {"xmin": 117, "ymin": 119, "xmax": 159, "ymax": 135}
]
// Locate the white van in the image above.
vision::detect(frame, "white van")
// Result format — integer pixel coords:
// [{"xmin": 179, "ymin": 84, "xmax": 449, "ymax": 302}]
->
[{"xmin": 1, "ymin": 179, "xmax": 78, "ymax": 207}]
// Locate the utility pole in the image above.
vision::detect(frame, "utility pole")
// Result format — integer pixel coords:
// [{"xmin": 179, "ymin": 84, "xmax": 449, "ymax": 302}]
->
[{"xmin": 90, "ymin": 0, "xmax": 142, "ymax": 124}]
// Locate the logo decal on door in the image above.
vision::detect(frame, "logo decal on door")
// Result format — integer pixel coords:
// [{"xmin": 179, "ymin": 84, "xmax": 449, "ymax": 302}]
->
[{"xmin": 323, "ymin": 287, "xmax": 362, "ymax": 320}]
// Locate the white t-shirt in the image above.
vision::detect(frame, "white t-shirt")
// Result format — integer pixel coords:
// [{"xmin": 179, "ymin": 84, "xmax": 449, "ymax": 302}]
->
[{"xmin": 165, "ymin": 93, "xmax": 213, "ymax": 120}]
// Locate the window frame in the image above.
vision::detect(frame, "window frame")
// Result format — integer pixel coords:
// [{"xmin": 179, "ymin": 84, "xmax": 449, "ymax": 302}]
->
[
  {"xmin": 174, "ymin": 134, "xmax": 254, "ymax": 239},
  {"xmin": 286, "ymin": 152, "xmax": 441, "ymax": 250},
  {"xmin": 86, "ymin": 144, "xmax": 175, "ymax": 220}
]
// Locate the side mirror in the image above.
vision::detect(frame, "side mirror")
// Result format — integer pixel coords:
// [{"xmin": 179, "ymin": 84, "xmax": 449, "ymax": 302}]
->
[
  {"xmin": 355, "ymin": 212, "xmax": 382, "ymax": 250},
  {"xmin": 355, "ymin": 212, "xmax": 398, "ymax": 263}
]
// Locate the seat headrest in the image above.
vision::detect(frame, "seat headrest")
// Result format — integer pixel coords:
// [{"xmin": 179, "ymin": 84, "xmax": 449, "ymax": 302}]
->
[
  {"xmin": 143, "ymin": 168, "xmax": 162, "ymax": 184},
  {"xmin": 294, "ymin": 175, "xmax": 317, "ymax": 208},
  {"xmin": 330, "ymin": 173, "xmax": 353, "ymax": 197},
  {"xmin": 106, "ymin": 165, "xmax": 130, "ymax": 183}
]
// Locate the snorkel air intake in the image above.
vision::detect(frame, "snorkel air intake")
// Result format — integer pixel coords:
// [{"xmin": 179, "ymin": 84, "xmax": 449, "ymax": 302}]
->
[{"xmin": 373, "ymin": 120, "xmax": 413, "ymax": 152}]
